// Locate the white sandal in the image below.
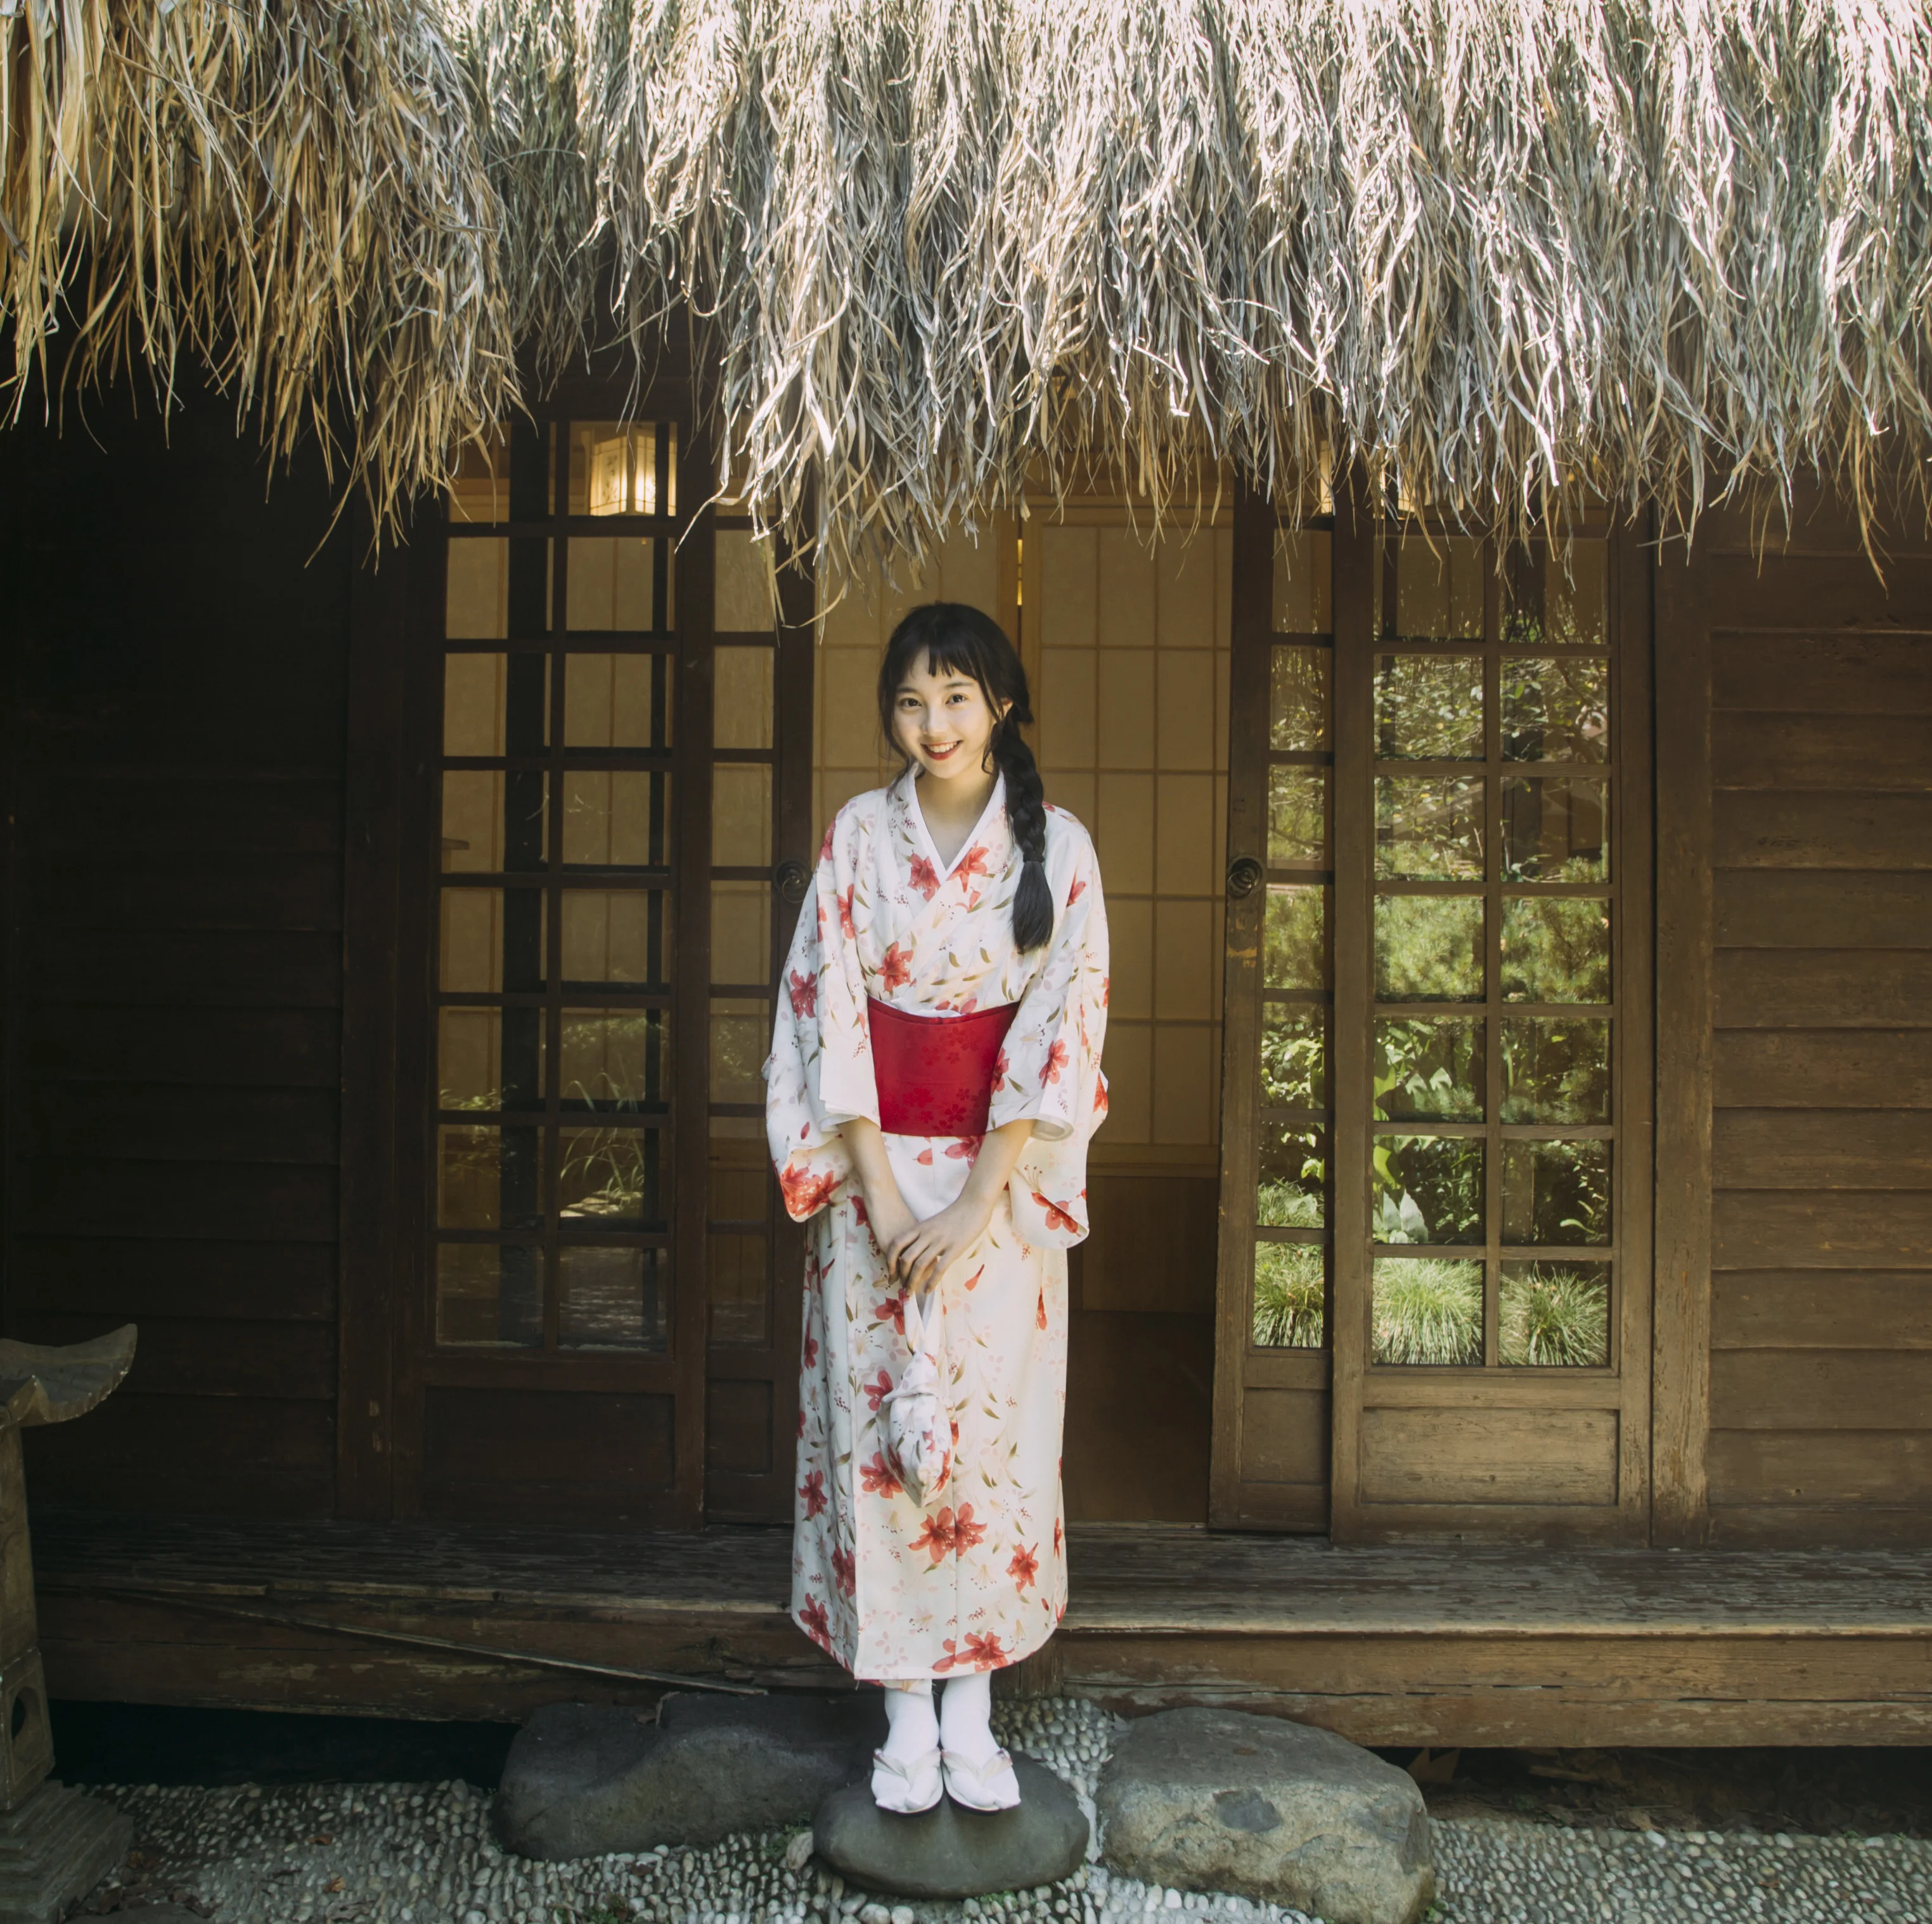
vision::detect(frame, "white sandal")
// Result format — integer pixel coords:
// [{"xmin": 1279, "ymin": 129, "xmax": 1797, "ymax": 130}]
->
[
  {"xmin": 941, "ymin": 1745, "xmax": 1021, "ymax": 1811},
  {"xmin": 872, "ymin": 1745, "xmax": 944, "ymax": 1814}
]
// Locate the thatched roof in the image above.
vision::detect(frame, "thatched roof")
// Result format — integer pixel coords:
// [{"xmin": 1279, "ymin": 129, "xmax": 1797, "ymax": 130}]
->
[{"xmin": 6, "ymin": 0, "xmax": 1931, "ymax": 562}]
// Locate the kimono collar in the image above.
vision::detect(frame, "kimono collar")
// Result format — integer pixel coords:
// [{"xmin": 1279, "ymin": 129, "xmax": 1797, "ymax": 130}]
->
[{"xmin": 892, "ymin": 767, "xmax": 1014, "ymax": 887}]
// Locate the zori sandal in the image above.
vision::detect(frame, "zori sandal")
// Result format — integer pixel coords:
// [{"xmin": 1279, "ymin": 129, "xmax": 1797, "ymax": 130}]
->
[
  {"xmin": 941, "ymin": 1745, "xmax": 1021, "ymax": 1811},
  {"xmin": 871, "ymin": 1745, "xmax": 944, "ymax": 1814}
]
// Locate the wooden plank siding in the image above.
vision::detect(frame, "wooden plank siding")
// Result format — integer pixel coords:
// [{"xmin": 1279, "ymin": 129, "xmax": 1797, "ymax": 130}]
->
[
  {"xmin": 1689, "ymin": 492, "xmax": 1932, "ymax": 1547},
  {"xmin": 0, "ymin": 380, "xmax": 352, "ymax": 1517}
]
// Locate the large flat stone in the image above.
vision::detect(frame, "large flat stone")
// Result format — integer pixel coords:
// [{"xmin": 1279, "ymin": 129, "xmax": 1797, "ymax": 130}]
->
[
  {"xmin": 496, "ymin": 1693, "xmax": 880, "ymax": 1860},
  {"xmin": 1095, "ymin": 1709, "xmax": 1433, "ymax": 1924},
  {"xmin": 815, "ymin": 1757, "xmax": 1088, "ymax": 1899}
]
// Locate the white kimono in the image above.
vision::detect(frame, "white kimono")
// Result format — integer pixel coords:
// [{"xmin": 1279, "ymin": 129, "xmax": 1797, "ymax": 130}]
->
[{"xmin": 764, "ymin": 770, "xmax": 1109, "ymax": 1679}]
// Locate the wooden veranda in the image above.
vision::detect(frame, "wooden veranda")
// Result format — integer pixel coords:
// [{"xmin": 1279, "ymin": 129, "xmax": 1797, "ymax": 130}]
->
[{"xmin": 34, "ymin": 1517, "xmax": 1932, "ymax": 1750}]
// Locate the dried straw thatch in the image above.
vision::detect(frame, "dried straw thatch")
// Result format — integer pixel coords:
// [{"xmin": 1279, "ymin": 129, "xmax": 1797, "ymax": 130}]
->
[{"xmin": 5, "ymin": 0, "xmax": 1931, "ymax": 560}]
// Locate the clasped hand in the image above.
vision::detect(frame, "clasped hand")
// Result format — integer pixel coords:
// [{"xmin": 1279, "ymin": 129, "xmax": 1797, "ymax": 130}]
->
[{"xmin": 872, "ymin": 1193, "xmax": 993, "ymax": 1297}]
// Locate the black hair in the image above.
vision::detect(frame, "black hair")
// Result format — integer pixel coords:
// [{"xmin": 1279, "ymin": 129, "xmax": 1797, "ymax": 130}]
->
[{"xmin": 877, "ymin": 601, "xmax": 1053, "ymax": 952}]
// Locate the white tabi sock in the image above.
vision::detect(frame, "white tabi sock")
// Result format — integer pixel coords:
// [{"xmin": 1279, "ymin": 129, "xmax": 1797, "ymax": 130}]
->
[
  {"xmin": 937, "ymin": 1670, "xmax": 1001, "ymax": 1767},
  {"xmin": 880, "ymin": 1679, "xmax": 939, "ymax": 1761}
]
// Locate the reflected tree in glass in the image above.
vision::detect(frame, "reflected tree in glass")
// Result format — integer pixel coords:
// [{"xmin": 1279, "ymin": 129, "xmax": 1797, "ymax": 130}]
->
[
  {"xmin": 1372, "ymin": 1136, "xmax": 1483, "ymax": 1244},
  {"xmin": 1258, "ymin": 1124, "xmax": 1325, "ymax": 1227},
  {"xmin": 1501, "ymin": 777, "xmax": 1607, "ymax": 882},
  {"xmin": 1375, "ymin": 654, "xmax": 1484, "ymax": 759},
  {"xmin": 1502, "ymin": 657, "xmax": 1609, "ymax": 762},
  {"xmin": 1374, "ymin": 1019, "xmax": 1484, "ymax": 1121},
  {"xmin": 1501, "ymin": 898, "xmax": 1610, "ymax": 1004},
  {"xmin": 1264, "ymin": 886, "xmax": 1326, "ymax": 989},
  {"xmin": 1261, "ymin": 1006, "xmax": 1326, "ymax": 1110},
  {"xmin": 1501, "ymin": 1018, "xmax": 1610, "ymax": 1124},
  {"xmin": 1499, "ymin": 1262, "xmax": 1609, "ymax": 1366},
  {"xmin": 1268, "ymin": 768, "xmax": 1327, "ymax": 866},
  {"xmin": 1503, "ymin": 1141, "xmax": 1611, "ymax": 1244},
  {"xmin": 1375, "ymin": 896, "xmax": 1484, "ymax": 1002},
  {"xmin": 1270, "ymin": 646, "xmax": 1329, "ymax": 750},
  {"xmin": 1253, "ymin": 1243, "xmax": 1325, "ymax": 1349},
  {"xmin": 1372, "ymin": 1258, "xmax": 1483, "ymax": 1365},
  {"xmin": 1376, "ymin": 777, "xmax": 1485, "ymax": 879}
]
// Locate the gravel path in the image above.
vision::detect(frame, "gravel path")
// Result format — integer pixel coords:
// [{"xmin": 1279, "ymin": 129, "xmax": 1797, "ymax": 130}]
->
[{"xmin": 72, "ymin": 1698, "xmax": 1932, "ymax": 1924}]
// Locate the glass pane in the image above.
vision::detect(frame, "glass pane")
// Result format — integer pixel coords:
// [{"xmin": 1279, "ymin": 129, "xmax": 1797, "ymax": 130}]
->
[
  {"xmin": 1500, "ymin": 1261, "xmax": 1609, "ymax": 1367},
  {"xmin": 1510, "ymin": 539, "xmax": 1608, "ymax": 647},
  {"xmin": 560, "ymin": 1008, "xmax": 669, "ymax": 1111},
  {"xmin": 561, "ymin": 769, "xmax": 671, "ymax": 868},
  {"xmin": 561, "ymin": 1246, "xmax": 668, "ymax": 1350},
  {"xmin": 1501, "ymin": 776, "xmax": 1607, "ymax": 882},
  {"xmin": 716, "ymin": 645, "xmax": 775, "ymax": 749},
  {"xmin": 1374, "ymin": 1018, "xmax": 1484, "ymax": 1121},
  {"xmin": 1375, "ymin": 895, "xmax": 1483, "ymax": 1002},
  {"xmin": 714, "ymin": 764, "xmax": 773, "ymax": 867},
  {"xmin": 558, "ymin": 1125, "xmax": 663, "ymax": 1229},
  {"xmin": 1501, "ymin": 1017, "xmax": 1611, "ymax": 1124},
  {"xmin": 1501, "ymin": 897, "xmax": 1611, "ymax": 1004},
  {"xmin": 567, "ymin": 537, "xmax": 660, "ymax": 631},
  {"xmin": 1372, "ymin": 1136, "xmax": 1483, "ymax": 1244},
  {"xmin": 1375, "ymin": 776, "xmax": 1484, "ymax": 879},
  {"xmin": 435, "ymin": 1244, "xmax": 543, "ymax": 1347},
  {"xmin": 1374, "ymin": 655, "xmax": 1484, "ymax": 760},
  {"xmin": 573, "ymin": 421, "xmax": 668, "ymax": 516},
  {"xmin": 442, "ymin": 771, "xmax": 548, "ymax": 873},
  {"xmin": 564, "ymin": 653, "xmax": 669, "ymax": 748},
  {"xmin": 1503, "ymin": 1140, "xmax": 1611, "ymax": 1244},
  {"xmin": 1261, "ymin": 1005, "xmax": 1326, "ymax": 1109},
  {"xmin": 717, "ymin": 534, "xmax": 778, "ymax": 635},
  {"xmin": 1372, "ymin": 1257, "xmax": 1484, "ymax": 1366},
  {"xmin": 1388, "ymin": 534, "xmax": 1484, "ymax": 639},
  {"xmin": 1502, "ymin": 656, "xmax": 1609, "ymax": 763},
  {"xmin": 712, "ymin": 997, "xmax": 771, "ymax": 1104},
  {"xmin": 446, "ymin": 542, "xmax": 510, "ymax": 640},
  {"xmin": 1263, "ymin": 885, "xmax": 1326, "ymax": 990},
  {"xmin": 437, "ymin": 1124, "xmax": 544, "ymax": 1230},
  {"xmin": 1267, "ymin": 767, "xmax": 1327, "ymax": 866},
  {"xmin": 713, "ymin": 878, "xmax": 772, "ymax": 987},
  {"xmin": 445, "ymin": 652, "xmax": 550, "ymax": 754},
  {"xmin": 1270, "ymin": 646, "xmax": 1330, "ymax": 750},
  {"xmin": 709, "ymin": 1231, "xmax": 769, "ymax": 1345},
  {"xmin": 1258, "ymin": 1124, "xmax": 1325, "ymax": 1228},
  {"xmin": 560, "ymin": 888, "xmax": 670, "ymax": 987},
  {"xmin": 439, "ymin": 889, "xmax": 546, "ymax": 993},
  {"xmin": 438, "ymin": 1007, "xmax": 545, "ymax": 1112},
  {"xmin": 1272, "ymin": 529, "xmax": 1333, "ymax": 634},
  {"xmin": 1253, "ymin": 1242, "xmax": 1325, "ymax": 1349}
]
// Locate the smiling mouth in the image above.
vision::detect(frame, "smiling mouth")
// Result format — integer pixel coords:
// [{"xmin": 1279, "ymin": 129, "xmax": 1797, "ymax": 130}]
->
[{"xmin": 924, "ymin": 741, "xmax": 961, "ymax": 760}]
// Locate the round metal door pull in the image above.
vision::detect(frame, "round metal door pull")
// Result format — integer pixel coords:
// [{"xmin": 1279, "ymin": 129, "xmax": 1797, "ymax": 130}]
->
[
  {"xmin": 776, "ymin": 857, "xmax": 811, "ymax": 905},
  {"xmin": 1225, "ymin": 856, "xmax": 1265, "ymax": 899}
]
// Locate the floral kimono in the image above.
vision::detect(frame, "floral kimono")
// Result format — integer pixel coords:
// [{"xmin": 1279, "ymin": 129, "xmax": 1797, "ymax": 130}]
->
[{"xmin": 764, "ymin": 769, "xmax": 1109, "ymax": 1679}]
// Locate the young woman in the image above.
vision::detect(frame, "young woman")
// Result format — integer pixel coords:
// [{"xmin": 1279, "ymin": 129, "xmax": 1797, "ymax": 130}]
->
[{"xmin": 764, "ymin": 602, "xmax": 1109, "ymax": 1815}]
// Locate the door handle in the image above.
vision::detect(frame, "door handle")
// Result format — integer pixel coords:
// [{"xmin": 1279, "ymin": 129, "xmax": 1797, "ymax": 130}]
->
[
  {"xmin": 1225, "ymin": 856, "xmax": 1264, "ymax": 899},
  {"xmin": 775, "ymin": 857, "xmax": 811, "ymax": 906}
]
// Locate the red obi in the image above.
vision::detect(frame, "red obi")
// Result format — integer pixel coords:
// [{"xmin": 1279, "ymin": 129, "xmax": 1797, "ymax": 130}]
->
[{"xmin": 867, "ymin": 997, "xmax": 1019, "ymax": 1138}]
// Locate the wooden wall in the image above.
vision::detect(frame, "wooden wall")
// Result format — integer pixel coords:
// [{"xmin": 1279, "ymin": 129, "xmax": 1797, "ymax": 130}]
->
[
  {"xmin": 0, "ymin": 383, "xmax": 352, "ymax": 1515},
  {"xmin": 1658, "ymin": 489, "xmax": 1932, "ymax": 1547}
]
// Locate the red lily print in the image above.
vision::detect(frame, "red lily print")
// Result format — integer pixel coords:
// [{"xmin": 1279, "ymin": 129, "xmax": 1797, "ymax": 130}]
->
[
  {"xmin": 799, "ymin": 1594, "xmax": 832, "ymax": 1648},
  {"xmin": 787, "ymin": 969, "xmax": 817, "ymax": 1018},
  {"xmin": 860, "ymin": 1452, "xmax": 903, "ymax": 1498},
  {"xmin": 958, "ymin": 1631, "xmax": 1007, "ymax": 1671},
  {"xmin": 944, "ymin": 1134, "xmax": 983, "ymax": 1162},
  {"xmin": 863, "ymin": 1369, "xmax": 894, "ymax": 1413},
  {"xmin": 799, "ymin": 1469, "xmax": 828, "ymax": 1520},
  {"xmin": 819, "ymin": 823, "xmax": 836, "ymax": 864},
  {"xmin": 1036, "ymin": 1288, "xmax": 1048, "ymax": 1330},
  {"xmin": 1009, "ymin": 1543, "xmax": 1040, "ymax": 1592},
  {"xmin": 1031, "ymin": 1191, "xmax": 1081, "ymax": 1236},
  {"xmin": 932, "ymin": 1638, "xmax": 965, "ymax": 1674},
  {"xmin": 879, "ymin": 943, "xmax": 912, "ymax": 992},
  {"xmin": 950, "ymin": 1503, "xmax": 988, "ymax": 1555},
  {"xmin": 955, "ymin": 844, "xmax": 993, "ymax": 888},
  {"xmin": 851, "ymin": 1194, "xmax": 868, "ymax": 1227},
  {"xmin": 1100, "ymin": 975, "xmax": 1111, "ymax": 1008},
  {"xmin": 916, "ymin": 1147, "xmax": 933, "ymax": 1165},
  {"xmin": 831, "ymin": 1546, "xmax": 856, "ymax": 1596},
  {"xmin": 908, "ymin": 854, "xmax": 941, "ymax": 901},
  {"xmin": 1067, "ymin": 875, "xmax": 1086, "ymax": 906},
  {"xmin": 1093, "ymin": 1079, "xmax": 1109, "ymax": 1115},
  {"xmin": 837, "ymin": 886, "xmax": 856, "ymax": 940},
  {"xmin": 803, "ymin": 1333, "xmax": 819, "ymax": 1369},
  {"xmin": 780, "ymin": 1164, "xmax": 839, "ymax": 1220},
  {"xmin": 1053, "ymin": 1518, "xmax": 1064, "ymax": 1555},
  {"xmin": 797, "ymin": 1408, "xmax": 807, "ymax": 1439},
  {"xmin": 1040, "ymin": 1038, "xmax": 1070, "ymax": 1087},
  {"xmin": 961, "ymin": 1265, "xmax": 984, "ymax": 1293},
  {"xmin": 991, "ymin": 1048, "xmax": 1010, "ymax": 1091},
  {"xmin": 911, "ymin": 1509, "xmax": 958, "ymax": 1565},
  {"xmin": 872, "ymin": 1293, "xmax": 907, "ymax": 1336}
]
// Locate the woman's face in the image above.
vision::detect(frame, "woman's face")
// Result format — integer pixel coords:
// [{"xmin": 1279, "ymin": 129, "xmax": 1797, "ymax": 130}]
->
[{"xmin": 891, "ymin": 651, "xmax": 1008, "ymax": 785}]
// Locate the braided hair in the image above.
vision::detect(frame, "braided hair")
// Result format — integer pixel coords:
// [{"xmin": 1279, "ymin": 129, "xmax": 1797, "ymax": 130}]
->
[{"xmin": 877, "ymin": 602, "xmax": 1053, "ymax": 952}]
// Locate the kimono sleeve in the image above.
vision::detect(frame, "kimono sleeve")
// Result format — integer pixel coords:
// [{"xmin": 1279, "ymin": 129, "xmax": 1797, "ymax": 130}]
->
[
  {"xmin": 764, "ymin": 810, "xmax": 879, "ymax": 1222},
  {"xmin": 988, "ymin": 826, "xmax": 1110, "ymax": 1248}
]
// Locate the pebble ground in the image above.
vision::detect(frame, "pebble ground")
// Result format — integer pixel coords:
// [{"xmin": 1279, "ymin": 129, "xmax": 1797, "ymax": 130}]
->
[{"xmin": 75, "ymin": 1697, "xmax": 1932, "ymax": 1924}]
